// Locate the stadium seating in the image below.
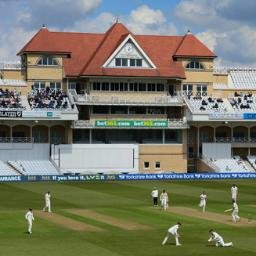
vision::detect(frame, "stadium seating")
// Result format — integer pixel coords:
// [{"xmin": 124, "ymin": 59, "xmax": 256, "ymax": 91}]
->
[
  {"xmin": 209, "ymin": 157, "xmax": 253, "ymax": 172},
  {"xmin": 188, "ymin": 96, "xmax": 228, "ymax": 113},
  {"xmin": 230, "ymin": 69, "xmax": 256, "ymax": 89},
  {"xmin": 28, "ymin": 88, "xmax": 70, "ymax": 110},
  {"xmin": 0, "ymin": 88, "xmax": 24, "ymax": 109},
  {"xmin": 8, "ymin": 160, "xmax": 59, "ymax": 175},
  {"xmin": 247, "ymin": 156, "xmax": 256, "ymax": 170},
  {"xmin": 229, "ymin": 93, "xmax": 256, "ymax": 112},
  {"xmin": 0, "ymin": 160, "xmax": 20, "ymax": 175}
]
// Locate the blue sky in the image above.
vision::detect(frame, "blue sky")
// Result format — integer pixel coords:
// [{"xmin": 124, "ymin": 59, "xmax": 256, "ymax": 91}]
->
[{"xmin": 1, "ymin": 0, "xmax": 256, "ymax": 66}]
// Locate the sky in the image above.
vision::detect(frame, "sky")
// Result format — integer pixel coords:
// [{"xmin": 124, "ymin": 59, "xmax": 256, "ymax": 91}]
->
[{"xmin": 0, "ymin": 0, "xmax": 256, "ymax": 67}]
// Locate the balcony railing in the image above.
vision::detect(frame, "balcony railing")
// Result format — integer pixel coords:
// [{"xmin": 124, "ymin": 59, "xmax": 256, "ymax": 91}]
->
[
  {"xmin": 0, "ymin": 137, "xmax": 34, "ymax": 143},
  {"xmin": 90, "ymin": 114, "xmax": 168, "ymax": 119},
  {"xmin": 73, "ymin": 93, "xmax": 184, "ymax": 105},
  {"xmin": 197, "ymin": 137, "xmax": 256, "ymax": 143},
  {"xmin": 73, "ymin": 118, "xmax": 187, "ymax": 129}
]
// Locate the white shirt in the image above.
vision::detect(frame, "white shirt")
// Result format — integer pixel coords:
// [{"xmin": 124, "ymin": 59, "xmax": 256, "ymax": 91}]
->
[
  {"xmin": 45, "ymin": 193, "xmax": 51, "ymax": 202},
  {"xmin": 209, "ymin": 232, "xmax": 223, "ymax": 243},
  {"xmin": 231, "ymin": 186, "xmax": 238, "ymax": 197},
  {"xmin": 233, "ymin": 202, "xmax": 238, "ymax": 211},
  {"xmin": 160, "ymin": 192, "xmax": 168, "ymax": 201},
  {"xmin": 151, "ymin": 189, "xmax": 158, "ymax": 198},
  {"xmin": 25, "ymin": 211, "xmax": 34, "ymax": 222},
  {"xmin": 200, "ymin": 194, "xmax": 207, "ymax": 202},
  {"xmin": 168, "ymin": 224, "xmax": 180, "ymax": 235}
]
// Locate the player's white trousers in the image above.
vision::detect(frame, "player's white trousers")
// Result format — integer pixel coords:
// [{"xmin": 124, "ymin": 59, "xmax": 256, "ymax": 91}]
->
[
  {"xmin": 162, "ymin": 233, "xmax": 180, "ymax": 246},
  {"xmin": 27, "ymin": 220, "xmax": 32, "ymax": 233},
  {"xmin": 43, "ymin": 201, "xmax": 51, "ymax": 212},
  {"xmin": 161, "ymin": 199, "xmax": 168, "ymax": 210},
  {"xmin": 232, "ymin": 210, "xmax": 240, "ymax": 222}
]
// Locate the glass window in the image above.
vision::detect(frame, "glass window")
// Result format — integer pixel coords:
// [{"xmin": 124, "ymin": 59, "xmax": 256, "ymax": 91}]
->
[
  {"xmin": 144, "ymin": 162, "xmax": 149, "ymax": 169},
  {"xmin": 157, "ymin": 84, "xmax": 164, "ymax": 91},
  {"xmin": 122, "ymin": 58, "xmax": 128, "ymax": 66},
  {"xmin": 33, "ymin": 81, "xmax": 45, "ymax": 90},
  {"xmin": 115, "ymin": 58, "xmax": 121, "ymax": 66},
  {"xmin": 196, "ymin": 84, "xmax": 207, "ymax": 96},
  {"xmin": 37, "ymin": 56, "xmax": 58, "ymax": 66},
  {"xmin": 186, "ymin": 60, "xmax": 204, "ymax": 70},
  {"xmin": 130, "ymin": 59, "xmax": 135, "ymax": 66},
  {"xmin": 110, "ymin": 82, "xmax": 115, "ymax": 91},
  {"xmin": 102, "ymin": 82, "xmax": 109, "ymax": 91},
  {"xmin": 139, "ymin": 83, "xmax": 146, "ymax": 91},
  {"xmin": 49, "ymin": 82, "xmax": 61, "ymax": 90},
  {"xmin": 155, "ymin": 162, "xmax": 161, "ymax": 169},
  {"xmin": 183, "ymin": 84, "xmax": 193, "ymax": 95},
  {"xmin": 68, "ymin": 82, "xmax": 76, "ymax": 89},
  {"xmin": 136, "ymin": 59, "xmax": 142, "ymax": 67}
]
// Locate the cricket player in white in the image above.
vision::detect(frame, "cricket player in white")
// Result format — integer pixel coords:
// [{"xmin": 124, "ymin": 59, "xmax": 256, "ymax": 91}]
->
[
  {"xmin": 151, "ymin": 187, "xmax": 158, "ymax": 207},
  {"xmin": 162, "ymin": 222, "xmax": 182, "ymax": 246},
  {"xmin": 231, "ymin": 184, "xmax": 238, "ymax": 202},
  {"xmin": 208, "ymin": 229, "xmax": 233, "ymax": 247},
  {"xmin": 160, "ymin": 189, "xmax": 169, "ymax": 211},
  {"xmin": 199, "ymin": 191, "xmax": 207, "ymax": 212},
  {"xmin": 25, "ymin": 208, "xmax": 34, "ymax": 234},
  {"xmin": 224, "ymin": 200, "xmax": 240, "ymax": 222},
  {"xmin": 43, "ymin": 191, "xmax": 51, "ymax": 212}
]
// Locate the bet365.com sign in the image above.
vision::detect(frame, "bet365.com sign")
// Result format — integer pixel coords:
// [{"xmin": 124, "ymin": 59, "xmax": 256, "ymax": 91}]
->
[{"xmin": 95, "ymin": 120, "xmax": 168, "ymax": 127}]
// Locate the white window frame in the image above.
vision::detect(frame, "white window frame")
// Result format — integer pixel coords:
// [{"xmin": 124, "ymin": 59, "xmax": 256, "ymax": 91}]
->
[
  {"xmin": 196, "ymin": 84, "xmax": 207, "ymax": 96},
  {"xmin": 33, "ymin": 81, "xmax": 45, "ymax": 90},
  {"xmin": 50, "ymin": 81, "xmax": 61, "ymax": 91},
  {"xmin": 37, "ymin": 56, "xmax": 59, "ymax": 66},
  {"xmin": 183, "ymin": 84, "xmax": 193, "ymax": 96}
]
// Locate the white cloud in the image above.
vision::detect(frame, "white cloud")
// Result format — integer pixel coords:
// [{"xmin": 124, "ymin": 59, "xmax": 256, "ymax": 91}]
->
[
  {"xmin": 65, "ymin": 12, "xmax": 115, "ymax": 33},
  {"xmin": 130, "ymin": 5, "xmax": 166, "ymax": 25},
  {"xmin": 0, "ymin": 27, "xmax": 36, "ymax": 61},
  {"xmin": 174, "ymin": 0, "xmax": 256, "ymax": 66},
  {"xmin": 126, "ymin": 5, "xmax": 177, "ymax": 35}
]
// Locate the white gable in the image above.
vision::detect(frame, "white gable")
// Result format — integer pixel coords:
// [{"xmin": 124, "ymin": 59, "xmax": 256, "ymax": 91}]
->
[{"xmin": 103, "ymin": 34, "xmax": 156, "ymax": 69}]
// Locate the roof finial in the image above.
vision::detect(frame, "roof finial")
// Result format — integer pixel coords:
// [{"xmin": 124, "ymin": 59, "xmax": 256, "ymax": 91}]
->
[
  {"xmin": 42, "ymin": 24, "xmax": 47, "ymax": 29},
  {"xmin": 115, "ymin": 16, "xmax": 120, "ymax": 23},
  {"xmin": 187, "ymin": 29, "xmax": 192, "ymax": 35}
]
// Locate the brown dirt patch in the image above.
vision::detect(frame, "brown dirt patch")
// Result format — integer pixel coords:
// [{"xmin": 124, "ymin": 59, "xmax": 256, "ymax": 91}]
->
[
  {"xmin": 34, "ymin": 210, "xmax": 103, "ymax": 231},
  {"xmin": 166, "ymin": 207, "xmax": 256, "ymax": 227},
  {"xmin": 67, "ymin": 209, "xmax": 150, "ymax": 230}
]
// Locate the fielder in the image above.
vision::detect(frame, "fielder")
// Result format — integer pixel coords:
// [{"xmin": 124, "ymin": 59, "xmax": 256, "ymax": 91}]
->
[
  {"xmin": 160, "ymin": 189, "xmax": 169, "ymax": 211},
  {"xmin": 198, "ymin": 191, "xmax": 207, "ymax": 212},
  {"xmin": 231, "ymin": 184, "xmax": 238, "ymax": 202},
  {"xmin": 43, "ymin": 191, "xmax": 52, "ymax": 212},
  {"xmin": 25, "ymin": 208, "xmax": 34, "ymax": 234},
  {"xmin": 224, "ymin": 200, "xmax": 240, "ymax": 223},
  {"xmin": 151, "ymin": 187, "xmax": 158, "ymax": 207},
  {"xmin": 208, "ymin": 229, "xmax": 233, "ymax": 247},
  {"xmin": 162, "ymin": 222, "xmax": 182, "ymax": 246}
]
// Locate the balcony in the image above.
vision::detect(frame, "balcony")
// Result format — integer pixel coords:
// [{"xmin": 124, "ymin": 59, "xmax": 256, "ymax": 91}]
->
[{"xmin": 70, "ymin": 91, "xmax": 184, "ymax": 106}]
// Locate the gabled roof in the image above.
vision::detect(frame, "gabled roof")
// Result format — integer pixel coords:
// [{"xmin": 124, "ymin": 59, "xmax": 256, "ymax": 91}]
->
[
  {"xmin": 174, "ymin": 32, "xmax": 216, "ymax": 58},
  {"xmin": 18, "ymin": 23, "xmax": 216, "ymax": 78}
]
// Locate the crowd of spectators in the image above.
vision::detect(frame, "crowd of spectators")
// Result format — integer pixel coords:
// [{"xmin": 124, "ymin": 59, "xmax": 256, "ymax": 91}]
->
[
  {"xmin": 28, "ymin": 87, "xmax": 69, "ymax": 109},
  {"xmin": 230, "ymin": 92, "xmax": 254, "ymax": 110},
  {"xmin": 0, "ymin": 88, "xmax": 23, "ymax": 109}
]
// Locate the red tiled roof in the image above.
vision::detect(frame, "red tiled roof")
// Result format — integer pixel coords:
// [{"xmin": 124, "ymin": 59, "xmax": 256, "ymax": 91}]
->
[
  {"xmin": 174, "ymin": 33, "xmax": 216, "ymax": 58},
  {"xmin": 18, "ymin": 23, "xmax": 216, "ymax": 78}
]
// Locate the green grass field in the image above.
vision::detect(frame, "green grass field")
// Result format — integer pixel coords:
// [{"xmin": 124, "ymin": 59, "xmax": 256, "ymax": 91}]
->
[{"xmin": 0, "ymin": 179, "xmax": 255, "ymax": 256}]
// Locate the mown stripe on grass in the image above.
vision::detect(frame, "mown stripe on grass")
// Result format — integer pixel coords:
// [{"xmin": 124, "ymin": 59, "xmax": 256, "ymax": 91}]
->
[
  {"xmin": 34, "ymin": 210, "xmax": 103, "ymax": 232},
  {"xmin": 166, "ymin": 207, "xmax": 256, "ymax": 227},
  {"xmin": 66, "ymin": 209, "xmax": 150, "ymax": 230}
]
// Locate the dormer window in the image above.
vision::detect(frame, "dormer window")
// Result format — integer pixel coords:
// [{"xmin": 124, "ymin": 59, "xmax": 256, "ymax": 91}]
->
[
  {"xmin": 186, "ymin": 60, "xmax": 204, "ymax": 70},
  {"xmin": 37, "ymin": 56, "xmax": 58, "ymax": 66}
]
